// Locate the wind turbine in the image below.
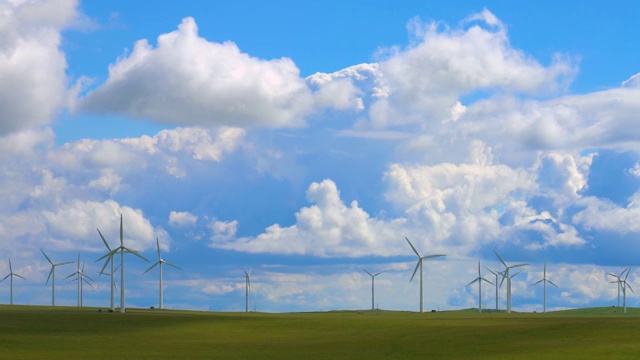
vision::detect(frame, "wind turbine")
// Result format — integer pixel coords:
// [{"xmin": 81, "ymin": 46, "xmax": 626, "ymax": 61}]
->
[
  {"xmin": 144, "ymin": 238, "xmax": 180, "ymax": 309},
  {"xmin": 65, "ymin": 254, "xmax": 93, "ymax": 307},
  {"xmin": 406, "ymin": 237, "xmax": 446, "ymax": 313},
  {"xmin": 494, "ymin": 251, "xmax": 527, "ymax": 314},
  {"xmin": 40, "ymin": 249, "xmax": 73, "ymax": 306},
  {"xmin": 466, "ymin": 261, "xmax": 493, "ymax": 313},
  {"xmin": 531, "ymin": 262, "xmax": 558, "ymax": 313},
  {"xmin": 244, "ymin": 269, "xmax": 251, "ymax": 312},
  {"xmin": 97, "ymin": 214, "xmax": 148, "ymax": 313},
  {"xmin": 1, "ymin": 258, "xmax": 25, "ymax": 305},
  {"xmin": 362, "ymin": 268, "xmax": 386, "ymax": 311},
  {"xmin": 609, "ymin": 268, "xmax": 634, "ymax": 314},
  {"xmin": 485, "ymin": 266, "xmax": 503, "ymax": 311},
  {"xmin": 97, "ymin": 228, "xmax": 117, "ymax": 311}
]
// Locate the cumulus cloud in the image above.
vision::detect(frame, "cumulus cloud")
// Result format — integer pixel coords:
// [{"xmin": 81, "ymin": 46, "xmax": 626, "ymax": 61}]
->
[
  {"xmin": 363, "ymin": 9, "xmax": 576, "ymax": 128},
  {"xmin": 168, "ymin": 211, "xmax": 198, "ymax": 227},
  {"xmin": 76, "ymin": 17, "xmax": 316, "ymax": 128},
  {"xmin": 0, "ymin": 0, "xmax": 77, "ymax": 135},
  {"xmin": 209, "ymin": 179, "xmax": 406, "ymax": 257}
]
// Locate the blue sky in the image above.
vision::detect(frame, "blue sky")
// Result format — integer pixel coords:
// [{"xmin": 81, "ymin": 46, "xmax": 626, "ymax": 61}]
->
[{"xmin": 1, "ymin": 0, "xmax": 640, "ymax": 313}]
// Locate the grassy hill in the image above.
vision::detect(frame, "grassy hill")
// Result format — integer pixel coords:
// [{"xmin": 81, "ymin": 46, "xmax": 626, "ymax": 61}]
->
[{"xmin": 1, "ymin": 305, "xmax": 639, "ymax": 359}]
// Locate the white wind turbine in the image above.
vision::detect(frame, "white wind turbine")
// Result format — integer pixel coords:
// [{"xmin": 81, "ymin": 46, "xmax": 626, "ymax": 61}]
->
[
  {"xmin": 485, "ymin": 266, "xmax": 504, "ymax": 311},
  {"xmin": 532, "ymin": 262, "xmax": 558, "ymax": 313},
  {"xmin": 1, "ymin": 258, "xmax": 25, "ymax": 305},
  {"xmin": 362, "ymin": 268, "xmax": 386, "ymax": 311},
  {"xmin": 406, "ymin": 237, "xmax": 446, "ymax": 313},
  {"xmin": 244, "ymin": 269, "xmax": 251, "ymax": 312},
  {"xmin": 97, "ymin": 214, "xmax": 148, "ymax": 313},
  {"xmin": 65, "ymin": 254, "xmax": 93, "ymax": 307},
  {"xmin": 494, "ymin": 251, "xmax": 527, "ymax": 314},
  {"xmin": 609, "ymin": 268, "xmax": 634, "ymax": 314},
  {"xmin": 144, "ymin": 238, "xmax": 180, "ymax": 309},
  {"xmin": 40, "ymin": 249, "xmax": 73, "ymax": 306},
  {"xmin": 97, "ymin": 228, "xmax": 117, "ymax": 311},
  {"xmin": 466, "ymin": 261, "xmax": 493, "ymax": 313}
]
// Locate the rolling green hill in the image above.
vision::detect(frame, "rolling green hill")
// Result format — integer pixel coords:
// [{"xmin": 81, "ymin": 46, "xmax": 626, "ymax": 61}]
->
[{"xmin": 1, "ymin": 305, "xmax": 639, "ymax": 359}]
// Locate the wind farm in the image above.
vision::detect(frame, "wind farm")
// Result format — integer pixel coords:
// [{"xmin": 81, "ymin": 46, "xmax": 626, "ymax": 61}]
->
[{"xmin": 406, "ymin": 237, "xmax": 445, "ymax": 313}]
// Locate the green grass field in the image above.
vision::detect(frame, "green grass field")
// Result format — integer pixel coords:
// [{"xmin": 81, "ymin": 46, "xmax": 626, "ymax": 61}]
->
[{"xmin": 1, "ymin": 305, "xmax": 639, "ymax": 359}]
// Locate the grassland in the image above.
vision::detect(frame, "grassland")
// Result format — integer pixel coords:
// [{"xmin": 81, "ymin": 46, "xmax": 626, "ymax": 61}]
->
[{"xmin": 1, "ymin": 305, "xmax": 639, "ymax": 359}]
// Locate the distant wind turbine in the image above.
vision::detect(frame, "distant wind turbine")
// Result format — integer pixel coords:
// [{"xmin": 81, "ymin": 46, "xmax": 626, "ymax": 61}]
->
[
  {"xmin": 362, "ymin": 268, "xmax": 386, "ymax": 311},
  {"xmin": 494, "ymin": 251, "xmax": 527, "ymax": 314},
  {"xmin": 40, "ymin": 249, "xmax": 73, "ymax": 306},
  {"xmin": 485, "ymin": 266, "xmax": 503, "ymax": 311},
  {"xmin": 97, "ymin": 214, "xmax": 148, "ymax": 313},
  {"xmin": 1, "ymin": 258, "xmax": 25, "ymax": 305},
  {"xmin": 244, "ymin": 269, "xmax": 251, "ymax": 312},
  {"xmin": 466, "ymin": 261, "xmax": 493, "ymax": 313},
  {"xmin": 65, "ymin": 254, "xmax": 93, "ymax": 307},
  {"xmin": 97, "ymin": 228, "xmax": 116, "ymax": 311},
  {"xmin": 531, "ymin": 263, "xmax": 558, "ymax": 313},
  {"xmin": 406, "ymin": 237, "xmax": 445, "ymax": 313},
  {"xmin": 144, "ymin": 238, "xmax": 180, "ymax": 309},
  {"xmin": 609, "ymin": 268, "xmax": 634, "ymax": 314}
]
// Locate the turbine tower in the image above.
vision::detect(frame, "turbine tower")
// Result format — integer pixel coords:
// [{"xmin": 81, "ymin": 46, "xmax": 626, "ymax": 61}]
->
[
  {"xmin": 362, "ymin": 268, "xmax": 386, "ymax": 311},
  {"xmin": 406, "ymin": 237, "xmax": 445, "ymax": 313},
  {"xmin": 1, "ymin": 258, "xmax": 25, "ymax": 305},
  {"xmin": 485, "ymin": 267, "xmax": 503, "ymax": 311},
  {"xmin": 244, "ymin": 269, "xmax": 251, "ymax": 312},
  {"xmin": 40, "ymin": 249, "xmax": 73, "ymax": 306},
  {"xmin": 531, "ymin": 262, "xmax": 558, "ymax": 313},
  {"xmin": 65, "ymin": 254, "xmax": 93, "ymax": 307},
  {"xmin": 97, "ymin": 228, "xmax": 117, "ymax": 311},
  {"xmin": 466, "ymin": 261, "xmax": 493, "ymax": 313},
  {"xmin": 144, "ymin": 238, "xmax": 180, "ymax": 309},
  {"xmin": 609, "ymin": 268, "xmax": 634, "ymax": 314},
  {"xmin": 97, "ymin": 214, "xmax": 148, "ymax": 313},
  {"xmin": 494, "ymin": 251, "xmax": 527, "ymax": 314}
]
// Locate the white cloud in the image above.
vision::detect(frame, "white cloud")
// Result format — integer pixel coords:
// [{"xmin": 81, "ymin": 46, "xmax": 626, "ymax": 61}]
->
[
  {"xmin": 209, "ymin": 179, "xmax": 406, "ymax": 257},
  {"xmin": 622, "ymin": 73, "xmax": 640, "ymax": 88},
  {"xmin": 76, "ymin": 17, "xmax": 316, "ymax": 128},
  {"xmin": 168, "ymin": 211, "xmax": 198, "ymax": 227},
  {"xmin": 209, "ymin": 220, "xmax": 238, "ymax": 243},
  {"xmin": 363, "ymin": 9, "xmax": 576, "ymax": 128},
  {"xmin": 0, "ymin": 0, "xmax": 77, "ymax": 135}
]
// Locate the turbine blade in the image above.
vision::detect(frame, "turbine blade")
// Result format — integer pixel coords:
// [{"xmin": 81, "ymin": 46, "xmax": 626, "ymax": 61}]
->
[
  {"xmin": 123, "ymin": 247, "xmax": 149, "ymax": 261},
  {"xmin": 120, "ymin": 214, "xmax": 124, "ymax": 246},
  {"xmin": 46, "ymin": 268, "xmax": 54, "ymax": 285},
  {"xmin": 0, "ymin": 274, "xmax": 10, "ymax": 282},
  {"xmin": 57, "ymin": 261, "xmax": 74, "ymax": 266},
  {"xmin": 373, "ymin": 270, "xmax": 386, "ymax": 277},
  {"xmin": 362, "ymin": 268, "xmax": 373, "ymax": 277},
  {"xmin": 466, "ymin": 278, "xmax": 479, "ymax": 287},
  {"xmin": 96, "ymin": 248, "xmax": 119, "ymax": 263},
  {"xmin": 548, "ymin": 280, "xmax": 559, "ymax": 288},
  {"xmin": 624, "ymin": 268, "xmax": 631, "ymax": 281},
  {"xmin": 627, "ymin": 283, "xmax": 635, "ymax": 294},
  {"xmin": 511, "ymin": 270, "xmax": 523, "ymax": 279},
  {"xmin": 14, "ymin": 273, "xmax": 26, "ymax": 280},
  {"xmin": 156, "ymin": 238, "xmax": 161, "ymax": 259},
  {"xmin": 164, "ymin": 261, "xmax": 180, "ymax": 269},
  {"xmin": 511, "ymin": 263, "xmax": 528, "ymax": 269},
  {"xmin": 424, "ymin": 254, "xmax": 446, "ymax": 259},
  {"xmin": 144, "ymin": 262, "xmax": 160, "ymax": 274},
  {"xmin": 97, "ymin": 228, "xmax": 112, "ymax": 251},
  {"xmin": 410, "ymin": 259, "xmax": 421, "ymax": 282},
  {"xmin": 485, "ymin": 267, "xmax": 497, "ymax": 276},
  {"xmin": 405, "ymin": 237, "xmax": 421, "ymax": 257},
  {"xmin": 40, "ymin": 249, "xmax": 53, "ymax": 265},
  {"xmin": 481, "ymin": 278, "xmax": 494, "ymax": 285},
  {"xmin": 532, "ymin": 279, "xmax": 544, "ymax": 286}
]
